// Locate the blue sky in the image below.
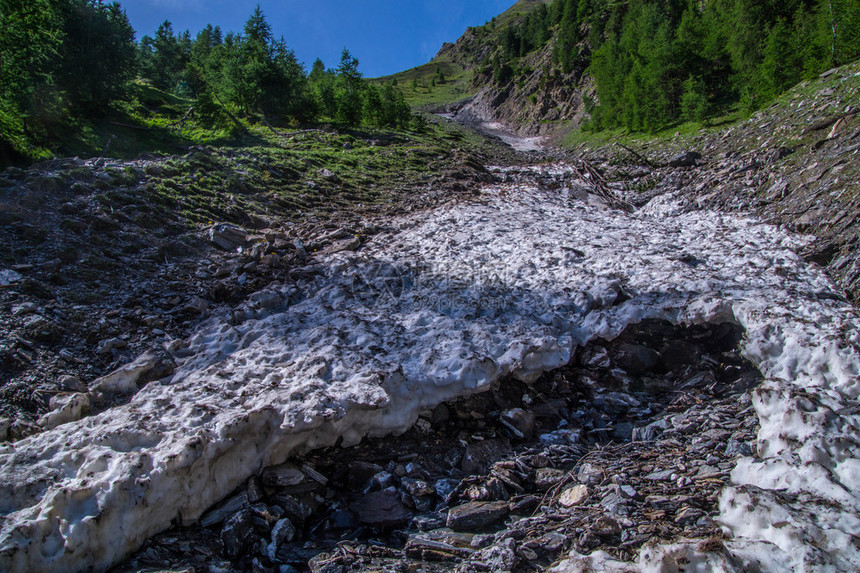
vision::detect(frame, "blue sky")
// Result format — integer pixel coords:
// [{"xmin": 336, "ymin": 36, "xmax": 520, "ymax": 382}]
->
[{"xmin": 117, "ymin": 0, "xmax": 514, "ymax": 78}]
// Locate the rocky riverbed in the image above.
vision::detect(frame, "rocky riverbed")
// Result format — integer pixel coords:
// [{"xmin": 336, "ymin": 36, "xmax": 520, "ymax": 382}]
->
[{"xmin": 1, "ymin": 151, "xmax": 859, "ymax": 573}]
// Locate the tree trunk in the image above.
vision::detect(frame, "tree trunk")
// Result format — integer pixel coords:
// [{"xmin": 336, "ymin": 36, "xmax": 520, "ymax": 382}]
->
[{"xmin": 829, "ymin": 0, "xmax": 838, "ymax": 61}]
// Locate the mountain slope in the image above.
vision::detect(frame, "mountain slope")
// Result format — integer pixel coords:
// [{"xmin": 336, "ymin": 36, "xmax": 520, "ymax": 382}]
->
[
  {"xmin": 386, "ymin": 0, "xmax": 860, "ymax": 141},
  {"xmin": 376, "ymin": 0, "xmax": 582, "ymax": 133}
]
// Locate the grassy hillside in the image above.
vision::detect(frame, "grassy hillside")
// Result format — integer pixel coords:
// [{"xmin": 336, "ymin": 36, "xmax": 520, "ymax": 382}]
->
[
  {"xmin": 373, "ymin": 0, "xmax": 549, "ymax": 109},
  {"xmin": 374, "ymin": 58, "xmax": 472, "ymax": 109}
]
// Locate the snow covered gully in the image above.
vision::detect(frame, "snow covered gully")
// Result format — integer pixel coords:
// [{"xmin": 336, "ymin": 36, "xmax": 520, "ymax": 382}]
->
[{"xmin": 1, "ymin": 164, "xmax": 859, "ymax": 572}]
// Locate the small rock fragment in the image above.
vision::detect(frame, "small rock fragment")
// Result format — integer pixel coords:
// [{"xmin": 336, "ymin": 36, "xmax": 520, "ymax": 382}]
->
[
  {"xmin": 262, "ymin": 463, "xmax": 306, "ymax": 488},
  {"xmin": 402, "ymin": 477, "xmax": 435, "ymax": 497},
  {"xmin": 201, "ymin": 491, "xmax": 249, "ymax": 528},
  {"xmin": 534, "ymin": 468, "xmax": 566, "ymax": 490},
  {"xmin": 0, "ymin": 269, "xmax": 22, "ymax": 286},
  {"xmin": 411, "ymin": 512, "xmax": 447, "ymax": 531},
  {"xmin": 538, "ymin": 428, "xmax": 580, "ymax": 446},
  {"xmin": 435, "ymin": 478, "xmax": 459, "ymax": 502},
  {"xmin": 461, "ymin": 438, "xmax": 511, "ymax": 475},
  {"xmin": 474, "ymin": 537, "xmax": 517, "ymax": 571},
  {"xmin": 220, "ymin": 509, "xmax": 255, "ymax": 558},
  {"xmin": 246, "ymin": 476, "xmax": 265, "ymax": 503},
  {"xmin": 668, "ymin": 151, "xmax": 702, "ymax": 168},
  {"xmin": 500, "ymin": 408, "xmax": 536, "ymax": 439},
  {"xmin": 57, "ymin": 375, "xmax": 87, "ymax": 392},
  {"xmin": 559, "ymin": 484, "xmax": 589, "ymax": 507},
  {"xmin": 266, "ymin": 518, "xmax": 296, "ymax": 562},
  {"xmin": 209, "ymin": 224, "xmax": 248, "ymax": 251}
]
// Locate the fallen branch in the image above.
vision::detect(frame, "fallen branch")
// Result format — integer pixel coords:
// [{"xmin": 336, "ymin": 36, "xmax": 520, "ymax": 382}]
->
[
  {"xmin": 802, "ymin": 113, "xmax": 849, "ymax": 134},
  {"xmin": 615, "ymin": 142, "xmax": 659, "ymax": 168},
  {"xmin": 263, "ymin": 117, "xmax": 288, "ymax": 137},
  {"xmin": 166, "ymin": 106, "xmax": 195, "ymax": 128},
  {"xmin": 109, "ymin": 121, "xmax": 152, "ymax": 131},
  {"xmin": 212, "ymin": 94, "xmax": 247, "ymax": 133},
  {"xmin": 574, "ymin": 159, "xmax": 636, "ymax": 213}
]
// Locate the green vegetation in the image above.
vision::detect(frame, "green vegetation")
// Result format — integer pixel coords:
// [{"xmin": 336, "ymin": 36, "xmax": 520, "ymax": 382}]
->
[
  {"xmin": 0, "ymin": 3, "xmax": 419, "ymax": 165},
  {"xmin": 0, "ymin": 0, "xmax": 137, "ymax": 162},
  {"xmin": 376, "ymin": 0, "xmax": 546, "ymax": 110},
  {"xmin": 375, "ymin": 58, "xmax": 473, "ymax": 109},
  {"xmin": 49, "ymin": 116, "xmax": 509, "ymax": 235},
  {"xmin": 4, "ymin": 0, "xmax": 859, "ymax": 163},
  {"xmin": 371, "ymin": 56, "xmax": 476, "ymax": 111},
  {"xmin": 469, "ymin": 0, "xmax": 860, "ymax": 133}
]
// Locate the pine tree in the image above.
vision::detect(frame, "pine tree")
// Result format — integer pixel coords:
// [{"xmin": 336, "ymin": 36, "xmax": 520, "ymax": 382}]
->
[
  {"xmin": 140, "ymin": 21, "xmax": 184, "ymax": 92},
  {"xmin": 554, "ymin": 0, "xmax": 581, "ymax": 73},
  {"xmin": 363, "ymin": 84, "xmax": 384, "ymax": 126},
  {"xmin": 758, "ymin": 18, "xmax": 802, "ymax": 103},
  {"xmin": 56, "ymin": 0, "xmax": 137, "ymax": 115},
  {"xmin": 680, "ymin": 76, "xmax": 709, "ymax": 123},
  {"xmin": 823, "ymin": 0, "xmax": 860, "ymax": 65},
  {"xmin": 335, "ymin": 48, "xmax": 363, "ymax": 125},
  {"xmin": 309, "ymin": 59, "xmax": 326, "ymax": 82},
  {"xmin": 0, "ymin": 0, "xmax": 63, "ymax": 131}
]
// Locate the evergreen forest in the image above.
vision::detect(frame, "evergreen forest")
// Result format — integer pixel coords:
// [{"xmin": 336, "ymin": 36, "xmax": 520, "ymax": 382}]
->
[
  {"xmin": 2, "ymin": 0, "xmax": 860, "ymax": 162},
  {"xmin": 0, "ymin": 2, "xmax": 413, "ymax": 162},
  {"xmin": 481, "ymin": 0, "xmax": 860, "ymax": 131}
]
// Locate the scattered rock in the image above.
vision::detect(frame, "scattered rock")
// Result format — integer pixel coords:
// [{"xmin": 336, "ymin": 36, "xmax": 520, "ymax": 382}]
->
[
  {"xmin": 11, "ymin": 302, "xmax": 37, "ymax": 315},
  {"xmin": 220, "ymin": 509, "xmax": 254, "ymax": 558},
  {"xmin": 0, "ymin": 269, "xmax": 23, "ymax": 286},
  {"xmin": 539, "ymin": 428, "xmax": 580, "ymax": 446},
  {"xmin": 108, "ymin": 320, "xmax": 760, "ymax": 572},
  {"xmin": 351, "ymin": 488, "xmax": 413, "ymax": 527},
  {"xmin": 200, "ymin": 491, "xmax": 249, "ymax": 528},
  {"xmin": 500, "ymin": 408, "xmax": 536, "ymax": 439},
  {"xmin": 535, "ymin": 467, "xmax": 566, "ymax": 490},
  {"xmin": 261, "ymin": 463, "xmax": 306, "ymax": 488},
  {"xmin": 462, "ymin": 438, "xmax": 512, "ymax": 475},
  {"xmin": 473, "ymin": 537, "xmax": 517, "ymax": 571},
  {"xmin": 318, "ymin": 168, "xmax": 339, "ymax": 181},
  {"xmin": 57, "ymin": 375, "xmax": 87, "ymax": 392},
  {"xmin": 559, "ymin": 484, "xmax": 590, "ymax": 507},
  {"xmin": 668, "ymin": 151, "xmax": 702, "ymax": 168},
  {"xmin": 96, "ymin": 337, "xmax": 127, "ymax": 355},
  {"xmin": 209, "ymin": 224, "xmax": 248, "ymax": 251},
  {"xmin": 266, "ymin": 518, "xmax": 296, "ymax": 562},
  {"xmin": 447, "ymin": 500, "xmax": 510, "ymax": 531},
  {"xmin": 725, "ymin": 437, "xmax": 754, "ymax": 457}
]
